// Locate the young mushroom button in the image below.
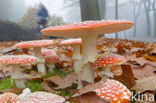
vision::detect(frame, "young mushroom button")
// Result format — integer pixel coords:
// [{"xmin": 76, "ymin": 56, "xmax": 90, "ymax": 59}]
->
[
  {"xmin": 0, "ymin": 55, "xmax": 38, "ymax": 88},
  {"xmin": 15, "ymin": 40, "xmax": 59, "ymax": 75},
  {"xmin": 95, "ymin": 79, "xmax": 131, "ymax": 103}
]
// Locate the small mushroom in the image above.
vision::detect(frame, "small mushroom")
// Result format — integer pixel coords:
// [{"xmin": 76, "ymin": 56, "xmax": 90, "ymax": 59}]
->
[
  {"xmin": 0, "ymin": 55, "xmax": 38, "ymax": 88},
  {"xmin": 42, "ymin": 49, "xmax": 60, "ymax": 72},
  {"xmin": 0, "ymin": 93, "xmax": 18, "ymax": 103},
  {"xmin": 17, "ymin": 91, "xmax": 65, "ymax": 103},
  {"xmin": 15, "ymin": 40, "xmax": 60, "ymax": 75},
  {"xmin": 95, "ymin": 79, "xmax": 131, "ymax": 103},
  {"xmin": 60, "ymin": 39, "xmax": 83, "ymax": 88},
  {"xmin": 93, "ymin": 53, "xmax": 126, "ymax": 78},
  {"xmin": 41, "ymin": 20, "xmax": 134, "ymax": 84}
]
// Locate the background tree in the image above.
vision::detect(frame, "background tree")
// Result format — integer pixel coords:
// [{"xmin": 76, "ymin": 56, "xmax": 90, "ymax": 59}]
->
[
  {"xmin": 130, "ymin": 0, "xmax": 143, "ymax": 37},
  {"xmin": 152, "ymin": 0, "xmax": 156, "ymax": 36},
  {"xmin": 48, "ymin": 15, "xmax": 65, "ymax": 26},
  {"xmin": 79, "ymin": 0, "xmax": 101, "ymax": 21},
  {"xmin": 142, "ymin": 0, "xmax": 152, "ymax": 36},
  {"xmin": 19, "ymin": 7, "xmax": 38, "ymax": 29},
  {"xmin": 115, "ymin": 0, "xmax": 119, "ymax": 38}
]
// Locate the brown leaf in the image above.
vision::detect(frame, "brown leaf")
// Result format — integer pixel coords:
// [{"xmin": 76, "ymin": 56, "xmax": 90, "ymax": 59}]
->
[
  {"xmin": 133, "ymin": 76, "xmax": 156, "ymax": 93},
  {"xmin": 45, "ymin": 73, "xmax": 78, "ymax": 89},
  {"xmin": 133, "ymin": 65, "xmax": 156, "ymax": 80},
  {"xmin": 0, "ymin": 47, "xmax": 19, "ymax": 54},
  {"xmin": 70, "ymin": 92, "xmax": 109, "ymax": 103},
  {"xmin": 41, "ymin": 82, "xmax": 56, "ymax": 93},
  {"xmin": 0, "ymin": 88, "xmax": 23, "ymax": 94},
  {"xmin": 25, "ymin": 71, "xmax": 42, "ymax": 80},
  {"xmin": 143, "ymin": 54, "xmax": 156, "ymax": 62},
  {"xmin": 113, "ymin": 65, "xmax": 136, "ymax": 88},
  {"xmin": 74, "ymin": 80, "xmax": 106, "ymax": 97},
  {"xmin": 126, "ymin": 54, "xmax": 156, "ymax": 67}
]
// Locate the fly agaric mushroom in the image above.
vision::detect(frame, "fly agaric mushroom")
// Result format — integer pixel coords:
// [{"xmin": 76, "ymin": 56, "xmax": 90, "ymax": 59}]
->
[
  {"xmin": 17, "ymin": 91, "xmax": 65, "ymax": 103},
  {"xmin": 41, "ymin": 48, "xmax": 56, "ymax": 57},
  {"xmin": 41, "ymin": 48, "xmax": 60, "ymax": 72},
  {"xmin": 60, "ymin": 38, "xmax": 82, "ymax": 71},
  {"xmin": 15, "ymin": 40, "xmax": 60, "ymax": 75},
  {"xmin": 0, "ymin": 55, "xmax": 38, "ymax": 88},
  {"xmin": 41, "ymin": 20, "xmax": 134, "ymax": 83},
  {"xmin": 0, "ymin": 93, "xmax": 18, "ymax": 103},
  {"xmin": 92, "ymin": 53, "xmax": 126, "ymax": 78},
  {"xmin": 95, "ymin": 79, "xmax": 131, "ymax": 103}
]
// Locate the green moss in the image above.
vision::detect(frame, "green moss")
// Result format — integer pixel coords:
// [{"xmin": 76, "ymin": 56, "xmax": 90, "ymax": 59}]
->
[
  {"xmin": 25, "ymin": 81, "xmax": 43, "ymax": 92},
  {"xmin": 59, "ymin": 89, "xmax": 73, "ymax": 97},
  {"xmin": 97, "ymin": 67, "xmax": 103, "ymax": 72},
  {"xmin": 0, "ymin": 77, "xmax": 15, "ymax": 90}
]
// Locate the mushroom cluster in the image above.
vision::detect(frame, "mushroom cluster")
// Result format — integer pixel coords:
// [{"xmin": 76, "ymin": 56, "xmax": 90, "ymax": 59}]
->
[
  {"xmin": 41, "ymin": 20, "xmax": 134, "ymax": 85},
  {"xmin": 15, "ymin": 40, "xmax": 59, "ymax": 75},
  {"xmin": 0, "ymin": 19, "xmax": 134, "ymax": 103}
]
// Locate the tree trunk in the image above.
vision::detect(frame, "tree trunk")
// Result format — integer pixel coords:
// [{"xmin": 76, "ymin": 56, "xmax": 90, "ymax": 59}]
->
[
  {"xmin": 143, "ymin": 0, "xmax": 151, "ymax": 36},
  {"xmin": 152, "ymin": 0, "xmax": 156, "ymax": 36},
  {"xmin": 98, "ymin": 0, "xmax": 106, "ymax": 19},
  {"xmin": 79, "ymin": 0, "xmax": 101, "ymax": 21},
  {"xmin": 115, "ymin": 0, "xmax": 119, "ymax": 38}
]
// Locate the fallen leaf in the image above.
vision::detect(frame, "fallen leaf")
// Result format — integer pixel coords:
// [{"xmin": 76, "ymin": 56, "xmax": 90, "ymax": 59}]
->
[
  {"xmin": 74, "ymin": 80, "xmax": 106, "ymax": 97},
  {"xmin": 143, "ymin": 54, "xmax": 156, "ymax": 62},
  {"xmin": 133, "ymin": 76, "xmax": 156, "ymax": 93},
  {"xmin": 45, "ymin": 73, "xmax": 78, "ymax": 89},
  {"xmin": 70, "ymin": 92, "xmax": 109, "ymax": 103},
  {"xmin": 133, "ymin": 65, "xmax": 156, "ymax": 80}
]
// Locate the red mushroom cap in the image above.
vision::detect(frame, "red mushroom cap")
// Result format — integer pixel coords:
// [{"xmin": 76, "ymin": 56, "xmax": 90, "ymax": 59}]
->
[
  {"xmin": 95, "ymin": 79, "xmax": 131, "ymax": 103},
  {"xmin": 17, "ymin": 91, "xmax": 65, "ymax": 103},
  {"xmin": 41, "ymin": 48, "xmax": 56, "ymax": 57},
  {"xmin": 15, "ymin": 40, "xmax": 56, "ymax": 48},
  {"xmin": 41, "ymin": 49, "xmax": 60, "ymax": 64},
  {"xmin": 60, "ymin": 38, "xmax": 82, "ymax": 45},
  {"xmin": 0, "ymin": 93, "xmax": 18, "ymax": 103},
  {"xmin": 41, "ymin": 20, "xmax": 134, "ymax": 38},
  {"xmin": 45, "ymin": 55, "xmax": 60, "ymax": 64},
  {"xmin": 0, "ymin": 55, "xmax": 38, "ymax": 64},
  {"xmin": 92, "ymin": 53, "xmax": 126, "ymax": 68}
]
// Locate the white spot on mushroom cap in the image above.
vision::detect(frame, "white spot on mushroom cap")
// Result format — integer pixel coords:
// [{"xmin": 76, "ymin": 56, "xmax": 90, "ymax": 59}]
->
[
  {"xmin": 15, "ymin": 40, "xmax": 56, "ymax": 48},
  {"xmin": 95, "ymin": 79, "xmax": 131, "ymax": 103},
  {"xmin": 93, "ymin": 53, "xmax": 126, "ymax": 68},
  {"xmin": 0, "ymin": 55, "xmax": 38, "ymax": 64},
  {"xmin": 0, "ymin": 93, "xmax": 18, "ymax": 103}
]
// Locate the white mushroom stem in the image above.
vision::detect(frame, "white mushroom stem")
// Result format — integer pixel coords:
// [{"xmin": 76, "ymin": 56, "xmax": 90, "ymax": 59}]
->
[
  {"xmin": 11, "ymin": 64, "xmax": 26, "ymax": 88},
  {"xmin": 76, "ymin": 35, "xmax": 97, "ymax": 84},
  {"xmin": 72, "ymin": 44, "xmax": 81, "ymax": 60},
  {"xmin": 72, "ymin": 44, "xmax": 81, "ymax": 72},
  {"xmin": 76, "ymin": 35, "xmax": 97, "ymax": 72},
  {"xmin": 34, "ymin": 47, "xmax": 46, "ymax": 75},
  {"xmin": 78, "ymin": 63, "xmax": 94, "ymax": 88},
  {"xmin": 46, "ymin": 64, "xmax": 55, "ymax": 72},
  {"xmin": 19, "ymin": 88, "xmax": 31, "ymax": 99}
]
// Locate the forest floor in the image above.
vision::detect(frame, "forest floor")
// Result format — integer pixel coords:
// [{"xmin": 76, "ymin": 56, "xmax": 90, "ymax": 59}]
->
[{"xmin": 0, "ymin": 37, "xmax": 155, "ymax": 103}]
